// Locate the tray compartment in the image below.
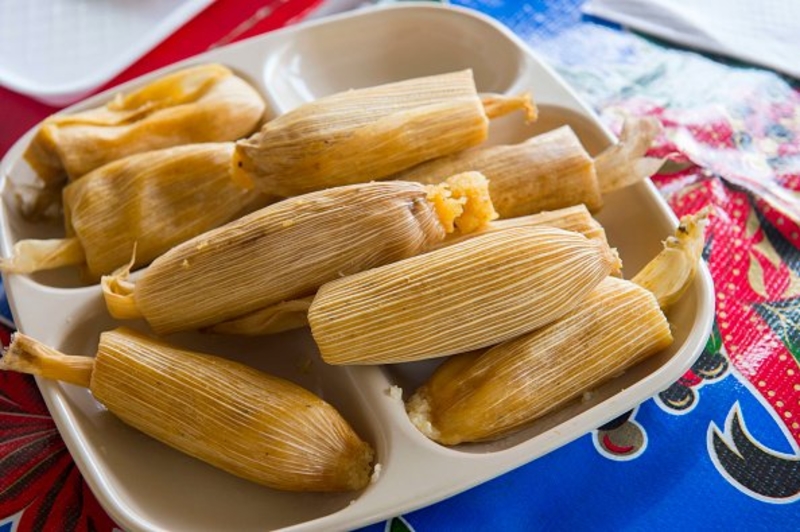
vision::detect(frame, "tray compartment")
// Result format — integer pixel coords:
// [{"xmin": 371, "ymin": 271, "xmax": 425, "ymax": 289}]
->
[{"xmin": 263, "ymin": 6, "xmax": 526, "ymax": 113}]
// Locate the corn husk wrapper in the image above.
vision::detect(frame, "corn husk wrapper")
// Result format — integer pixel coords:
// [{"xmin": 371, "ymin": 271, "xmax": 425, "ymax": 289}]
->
[
  {"xmin": 632, "ymin": 207, "xmax": 712, "ymax": 309},
  {"xmin": 406, "ymin": 276, "xmax": 672, "ymax": 445},
  {"xmin": 594, "ymin": 116, "xmax": 664, "ymax": 194},
  {"xmin": 1, "ymin": 143, "xmax": 271, "ymax": 281},
  {"xmin": 232, "ymin": 69, "xmax": 536, "ymax": 197},
  {"xmin": 406, "ymin": 208, "xmax": 710, "ymax": 445},
  {"xmin": 103, "ymin": 175, "xmax": 496, "ymax": 335},
  {"xmin": 24, "ymin": 64, "xmax": 266, "ymax": 186},
  {"xmin": 0, "ymin": 328, "xmax": 374, "ymax": 492},
  {"xmin": 309, "ymin": 226, "xmax": 622, "ymax": 365},
  {"xmin": 395, "ymin": 125, "xmax": 598, "ymax": 216},
  {"xmin": 0, "ymin": 238, "xmax": 86, "ymax": 277},
  {"xmin": 208, "ymin": 296, "xmax": 314, "ymax": 336},
  {"xmin": 208, "ymin": 204, "xmax": 607, "ymax": 337},
  {"xmin": 393, "ymin": 117, "xmax": 663, "ymax": 217}
]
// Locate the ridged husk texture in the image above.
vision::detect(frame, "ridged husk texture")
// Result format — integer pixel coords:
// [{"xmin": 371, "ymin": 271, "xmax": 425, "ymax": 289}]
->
[
  {"xmin": 233, "ymin": 70, "xmax": 534, "ymax": 197},
  {"xmin": 406, "ymin": 276, "xmax": 672, "ymax": 445},
  {"xmin": 65, "ymin": 143, "xmax": 270, "ymax": 279},
  {"xmin": 394, "ymin": 125, "xmax": 600, "ymax": 217},
  {"xmin": 105, "ymin": 177, "xmax": 494, "ymax": 335},
  {"xmin": 396, "ymin": 117, "xmax": 663, "ymax": 217},
  {"xmin": 92, "ymin": 328, "xmax": 374, "ymax": 491},
  {"xmin": 434, "ymin": 204, "xmax": 607, "ymax": 249},
  {"xmin": 1, "ymin": 143, "xmax": 273, "ymax": 281},
  {"xmin": 24, "ymin": 63, "xmax": 265, "ymax": 185},
  {"xmin": 1, "ymin": 328, "xmax": 374, "ymax": 491},
  {"xmin": 309, "ymin": 226, "xmax": 622, "ymax": 364}
]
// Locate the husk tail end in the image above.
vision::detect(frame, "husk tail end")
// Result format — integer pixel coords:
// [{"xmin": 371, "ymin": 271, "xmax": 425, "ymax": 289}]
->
[
  {"xmin": 632, "ymin": 207, "xmax": 712, "ymax": 310},
  {"xmin": 1, "ymin": 333, "xmax": 93, "ymax": 388}
]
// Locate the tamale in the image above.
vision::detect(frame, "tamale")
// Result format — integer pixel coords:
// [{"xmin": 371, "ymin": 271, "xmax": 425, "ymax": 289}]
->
[
  {"xmin": 0, "ymin": 327, "xmax": 374, "ymax": 492},
  {"xmin": 2, "ymin": 143, "xmax": 271, "ymax": 281},
  {"xmin": 232, "ymin": 69, "xmax": 536, "ymax": 197},
  {"xmin": 309, "ymin": 226, "xmax": 621, "ymax": 364},
  {"xmin": 406, "ymin": 210, "xmax": 710, "ymax": 445},
  {"xmin": 393, "ymin": 117, "xmax": 663, "ymax": 217},
  {"xmin": 23, "ymin": 63, "xmax": 265, "ymax": 189},
  {"xmin": 406, "ymin": 276, "xmax": 673, "ymax": 444},
  {"xmin": 102, "ymin": 175, "xmax": 497, "ymax": 335}
]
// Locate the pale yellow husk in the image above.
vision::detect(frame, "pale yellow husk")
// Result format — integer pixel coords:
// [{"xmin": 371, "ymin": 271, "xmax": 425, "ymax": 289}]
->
[
  {"xmin": 232, "ymin": 70, "xmax": 536, "ymax": 197},
  {"xmin": 1, "ymin": 332, "xmax": 93, "ymax": 388},
  {"xmin": 207, "ymin": 296, "xmax": 314, "ymax": 336},
  {"xmin": 1, "ymin": 328, "xmax": 374, "ymax": 492},
  {"xmin": 309, "ymin": 226, "xmax": 622, "ymax": 365},
  {"xmin": 0, "ymin": 237, "xmax": 85, "ymax": 275},
  {"xmin": 210, "ymin": 205, "xmax": 599, "ymax": 337},
  {"xmin": 101, "ymin": 256, "xmax": 139, "ymax": 320},
  {"xmin": 23, "ymin": 63, "xmax": 266, "ymax": 185},
  {"xmin": 632, "ymin": 207, "xmax": 712, "ymax": 310},
  {"xmin": 481, "ymin": 92, "xmax": 538, "ymax": 122},
  {"xmin": 394, "ymin": 117, "xmax": 662, "ymax": 217},
  {"xmin": 406, "ymin": 209, "xmax": 710, "ymax": 445},
  {"xmin": 393, "ymin": 125, "xmax": 600, "ymax": 216},
  {"xmin": 103, "ymin": 176, "xmax": 495, "ymax": 335},
  {"xmin": 406, "ymin": 276, "xmax": 673, "ymax": 445},
  {"xmin": 3, "ymin": 143, "xmax": 271, "ymax": 281},
  {"xmin": 595, "ymin": 116, "xmax": 664, "ymax": 193}
]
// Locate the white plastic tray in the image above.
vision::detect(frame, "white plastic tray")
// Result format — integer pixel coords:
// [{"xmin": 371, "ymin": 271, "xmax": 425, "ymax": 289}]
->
[
  {"xmin": 0, "ymin": 4, "xmax": 715, "ymax": 531},
  {"xmin": 0, "ymin": 0, "xmax": 213, "ymax": 105}
]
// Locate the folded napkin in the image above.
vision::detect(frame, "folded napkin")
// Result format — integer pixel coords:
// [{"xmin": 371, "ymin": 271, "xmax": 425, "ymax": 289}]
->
[{"xmin": 583, "ymin": 0, "xmax": 800, "ymax": 79}]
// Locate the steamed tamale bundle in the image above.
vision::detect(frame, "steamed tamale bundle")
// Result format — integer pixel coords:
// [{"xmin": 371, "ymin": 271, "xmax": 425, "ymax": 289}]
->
[
  {"xmin": 23, "ymin": 64, "xmax": 265, "ymax": 190},
  {"xmin": 393, "ymin": 117, "xmax": 663, "ymax": 218},
  {"xmin": 406, "ymin": 276, "xmax": 673, "ymax": 445},
  {"xmin": 25, "ymin": 64, "xmax": 266, "ymax": 183},
  {"xmin": 209, "ymin": 204, "xmax": 609, "ymax": 337},
  {"xmin": 308, "ymin": 226, "xmax": 622, "ymax": 365},
  {"xmin": 0, "ymin": 327, "xmax": 374, "ymax": 492},
  {"xmin": 406, "ymin": 210, "xmax": 710, "ymax": 445},
  {"xmin": 102, "ymin": 174, "xmax": 497, "ymax": 335},
  {"xmin": 232, "ymin": 70, "xmax": 536, "ymax": 197},
  {"xmin": 1, "ymin": 143, "xmax": 271, "ymax": 281}
]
